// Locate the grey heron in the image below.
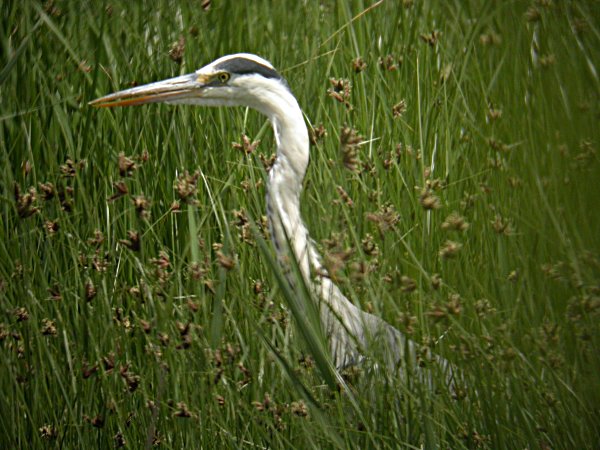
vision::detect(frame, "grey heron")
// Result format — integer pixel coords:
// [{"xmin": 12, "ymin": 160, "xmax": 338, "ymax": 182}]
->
[{"xmin": 91, "ymin": 53, "xmax": 453, "ymax": 381}]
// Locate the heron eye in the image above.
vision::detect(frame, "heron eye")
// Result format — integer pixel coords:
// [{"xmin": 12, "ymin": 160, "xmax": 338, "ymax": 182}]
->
[{"xmin": 218, "ymin": 72, "xmax": 230, "ymax": 84}]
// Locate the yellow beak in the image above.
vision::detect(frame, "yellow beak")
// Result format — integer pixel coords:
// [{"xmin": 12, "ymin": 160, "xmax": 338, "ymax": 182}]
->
[{"xmin": 89, "ymin": 73, "xmax": 202, "ymax": 108}]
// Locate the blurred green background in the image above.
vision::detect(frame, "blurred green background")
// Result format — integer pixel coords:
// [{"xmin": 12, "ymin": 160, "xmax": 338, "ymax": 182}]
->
[{"xmin": 1, "ymin": 0, "xmax": 599, "ymax": 448}]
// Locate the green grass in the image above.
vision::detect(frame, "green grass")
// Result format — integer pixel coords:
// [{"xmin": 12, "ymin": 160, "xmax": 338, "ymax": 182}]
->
[{"xmin": 1, "ymin": 0, "xmax": 599, "ymax": 448}]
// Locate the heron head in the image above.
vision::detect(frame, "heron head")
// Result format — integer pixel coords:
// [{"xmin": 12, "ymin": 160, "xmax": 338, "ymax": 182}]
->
[{"xmin": 89, "ymin": 53, "xmax": 290, "ymax": 114}]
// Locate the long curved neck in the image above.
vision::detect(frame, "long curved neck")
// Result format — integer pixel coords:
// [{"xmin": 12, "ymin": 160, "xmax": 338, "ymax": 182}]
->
[
  {"xmin": 260, "ymin": 88, "xmax": 317, "ymax": 282},
  {"xmin": 258, "ymin": 84, "xmax": 435, "ymax": 374},
  {"xmin": 229, "ymin": 71, "xmax": 454, "ymax": 378}
]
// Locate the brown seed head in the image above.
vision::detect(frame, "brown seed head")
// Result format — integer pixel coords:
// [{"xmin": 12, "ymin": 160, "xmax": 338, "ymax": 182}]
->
[
  {"xmin": 351, "ymin": 57, "xmax": 367, "ymax": 73},
  {"xmin": 169, "ymin": 35, "xmax": 185, "ymax": 64}
]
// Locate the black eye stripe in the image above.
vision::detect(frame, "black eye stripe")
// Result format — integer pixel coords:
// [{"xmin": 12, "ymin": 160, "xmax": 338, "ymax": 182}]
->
[
  {"xmin": 214, "ymin": 57, "xmax": 282, "ymax": 80},
  {"xmin": 203, "ymin": 72, "xmax": 229, "ymax": 87}
]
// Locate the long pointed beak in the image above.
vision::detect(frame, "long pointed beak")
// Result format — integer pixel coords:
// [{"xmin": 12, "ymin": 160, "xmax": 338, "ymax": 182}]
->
[{"xmin": 89, "ymin": 73, "xmax": 203, "ymax": 108}]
